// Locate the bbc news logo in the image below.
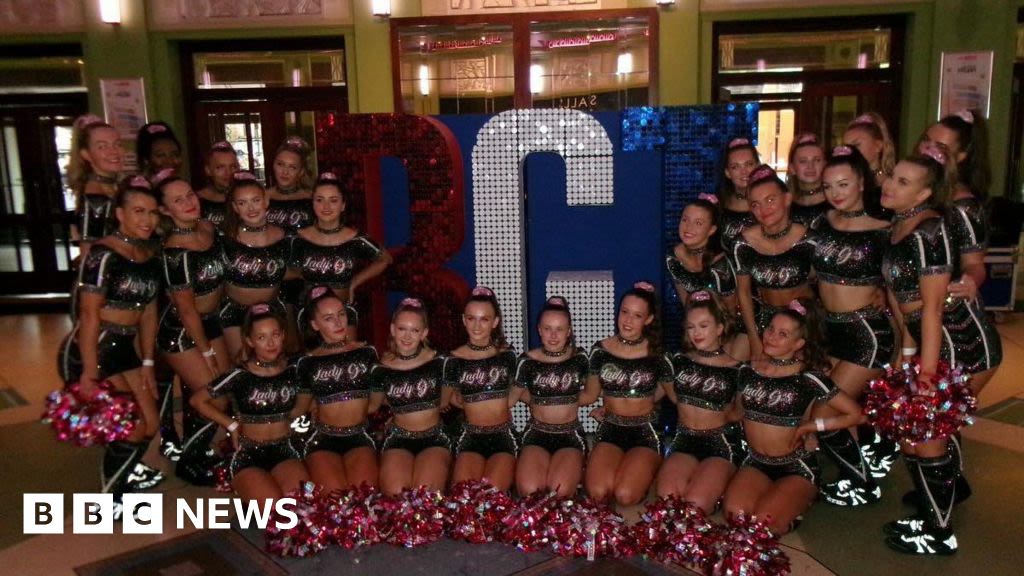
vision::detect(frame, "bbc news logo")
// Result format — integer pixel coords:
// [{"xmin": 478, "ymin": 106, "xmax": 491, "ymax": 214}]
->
[{"xmin": 23, "ymin": 494, "xmax": 298, "ymax": 534}]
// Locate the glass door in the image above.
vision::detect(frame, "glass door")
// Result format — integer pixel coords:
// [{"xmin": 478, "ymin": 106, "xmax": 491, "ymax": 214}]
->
[{"xmin": 799, "ymin": 80, "xmax": 896, "ymax": 149}]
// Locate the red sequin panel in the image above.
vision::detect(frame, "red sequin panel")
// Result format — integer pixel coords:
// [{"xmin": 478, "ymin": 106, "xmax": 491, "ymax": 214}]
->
[{"xmin": 316, "ymin": 113, "xmax": 469, "ymax": 352}]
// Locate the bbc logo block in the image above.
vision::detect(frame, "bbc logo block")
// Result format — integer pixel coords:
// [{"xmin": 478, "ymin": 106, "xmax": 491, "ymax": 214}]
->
[{"xmin": 24, "ymin": 493, "xmax": 163, "ymax": 534}]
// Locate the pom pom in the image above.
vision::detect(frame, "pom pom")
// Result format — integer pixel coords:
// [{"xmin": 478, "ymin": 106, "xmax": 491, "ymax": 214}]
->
[
  {"xmin": 324, "ymin": 483, "xmax": 385, "ymax": 549},
  {"xmin": 500, "ymin": 491, "xmax": 563, "ymax": 552},
  {"xmin": 379, "ymin": 486, "xmax": 447, "ymax": 548},
  {"xmin": 864, "ymin": 358, "xmax": 976, "ymax": 445},
  {"xmin": 549, "ymin": 497, "xmax": 633, "ymax": 559},
  {"xmin": 706, "ymin": 514, "xmax": 790, "ymax": 576},
  {"xmin": 630, "ymin": 496, "xmax": 712, "ymax": 566},
  {"xmin": 265, "ymin": 482, "xmax": 331, "ymax": 557},
  {"xmin": 41, "ymin": 380, "xmax": 138, "ymax": 446},
  {"xmin": 444, "ymin": 479, "xmax": 513, "ymax": 543}
]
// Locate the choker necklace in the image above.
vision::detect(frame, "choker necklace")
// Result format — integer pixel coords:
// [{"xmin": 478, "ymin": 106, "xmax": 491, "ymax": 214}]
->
[
  {"xmin": 768, "ymin": 357, "xmax": 800, "ymax": 367},
  {"xmin": 172, "ymin": 224, "xmax": 198, "ymax": 235},
  {"xmin": 213, "ymin": 185, "xmax": 230, "ymax": 196},
  {"xmin": 467, "ymin": 342, "xmax": 494, "ymax": 352},
  {"xmin": 320, "ymin": 339, "xmax": 348, "ymax": 350},
  {"xmin": 838, "ymin": 208, "xmax": 867, "ymax": 219},
  {"xmin": 239, "ymin": 222, "xmax": 268, "ymax": 233},
  {"xmin": 316, "ymin": 223, "xmax": 343, "ymax": 234},
  {"xmin": 253, "ymin": 358, "xmax": 282, "ymax": 369},
  {"xmin": 88, "ymin": 173, "xmax": 118, "ymax": 186},
  {"xmin": 397, "ymin": 347, "xmax": 422, "ymax": 361},
  {"xmin": 801, "ymin": 185, "xmax": 823, "ymax": 197},
  {"xmin": 542, "ymin": 345, "xmax": 569, "ymax": 357},
  {"xmin": 277, "ymin": 186, "xmax": 299, "ymax": 196},
  {"xmin": 762, "ymin": 222, "xmax": 792, "ymax": 240},
  {"xmin": 617, "ymin": 334, "xmax": 646, "ymax": 347},
  {"xmin": 685, "ymin": 246, "xmax": 706, "ymax": 258},
  {"xmin": 695, "ymin": 347, "xmax": 726, "ymax": 358},
  {"xmin": 893, "ymin": 205, "xmax": 927, "ymax": 223},
  {"xmin": 734, "ymin": 191, "xmax": 747, "ymax": 201},
  {"xmin": 114, "ymin": 230, "xmax": 148, "ymax": 246}
]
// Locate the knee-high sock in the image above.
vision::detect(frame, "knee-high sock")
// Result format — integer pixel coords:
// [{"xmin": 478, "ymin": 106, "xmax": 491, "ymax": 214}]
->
[
  {"xmin": 101, "ymin": 440, "xmax": 147, "ymax": 496},
  {"xmin": 157, "ymin": 377, "xmax": 180, "ymax": 447},
  {"xmin": 916, "ymin": 453, "xmax": 958, "ymax": 530},
  {"xmin": 820, "ymin": 428, "xmax": 872, "ymax": 485}
]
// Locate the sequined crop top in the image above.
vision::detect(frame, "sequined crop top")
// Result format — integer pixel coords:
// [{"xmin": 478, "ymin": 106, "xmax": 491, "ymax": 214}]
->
[
  {"xmin": 666, "ymin": 353, "xmax": 742, "ymax": 412},
  {"xmin": 209, "ymin": 365, "xmax": 303, "ymax": 424},
  {"xmin": 590, "ymin": 343, "xmax": 670, "ymax": 399},
  {"xmin": 222, "ymin": 236, "xmax": 290, "ymax": 289},
  {"xmin": 666, "ymin": 252, "xmax": 736, "ymax": 296},
  {"xmin": 200, "ymin": 198, "xmax": 227, "ymax": 228},
  {"xmin": 290, "ymin": 234, "xmax": 385, "ymax": 289},
  {"xmin": 810, "ymin": 216, "xmax": 889, "ymax": 287},
  {"xmin": 78, "ymin": 245, "xmax": 162, "ymax": 310},
  {"xmin": 370, "ymin": 356, "xmax": 447, "ymax": 415},
  {"xmin": 947, "ymin": 197, "xmax": 988, "ymax": 257},
  {"xmin": 738, "ymin": 367, "xmax": 837, "ymax": 427},
  {"xmin": 513, "ymin": 352, "xmax": 589, "ymax": 405},
  {"xmin": 163, "ymin": 234, "xmax": 225, "ymax": 297},
  {"xmin": 444, "ymin": 350, "xmax": 517, "ymax": 404},
  {"xmin": 266, "ymin": 198, "xmax": 314, "ymax": 232},
  {"xmin": 789, "ymin": 201, "xmax": 829, "ymax": 227},
  {"xmin": 719, "ymin": 208, "xmax": 755, "ymax": 252},
  {"xmin": 731, "ymin": 232, "xmax": 816, "ymax": 290},
  {"xmin": 883, "ymin": 216, "xmax": 953, "ymax": 304},
  {"xmin": 78, "ymin": 194, "xmax": 116, "ymax": 243},
  {"xmin": 296, "ymin": 346, "xmax": 379, "ymax": 406}
]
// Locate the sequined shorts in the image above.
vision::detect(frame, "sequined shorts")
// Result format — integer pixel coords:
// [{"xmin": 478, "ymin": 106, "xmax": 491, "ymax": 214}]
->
[
  {"xmin": 219, "ymin": 296, "xmax": 286, "ymax": 329},
  {"xmin": 230, "ymin": 436, "xmax": 302, "ymax": 479},
  {"xmin": 455, "ymin": 421, "xmax": 519, "ymax": 458},
  {"xmin": 742, "ymin": 449, "xmax": 820, "ymax": 485},
  {"xmin": 58, "ymin": 322, "xmax": 140, "ymax": 383},
  {"xmin": 824, "ymin": 306, "xmax": 895, "ymax": 370},
  {"xmin": 157, "ymin": 310, "xmax": 224, "ymax": 355},
  {"xmin": 381, "ymin": 423, "xmax": 452, "ymax": 455},
  {"xmin": 595, "ymin": 413, "xmax": 661, "ymax": 453},
  {"xmin": 667, "ymin": 422, "xmax": 745, "ymax": 466},
  {"xmin": 521, "ymin": 420, "xmax": 587, "ymax": 454},
  {"xmin": 304, "ymin": 422, "xmax": 376, "ymax": 457},
  {"xmin": 905, "ymin": 297, "xmax": 1002, "ymax": 374}
]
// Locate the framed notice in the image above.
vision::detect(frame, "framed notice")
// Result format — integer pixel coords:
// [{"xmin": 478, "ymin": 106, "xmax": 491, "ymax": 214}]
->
[
  {"xmin": 100, "ymin": 78, "xmax": 148, "ymax": 172},
  {"xmin": 938, "ymin": 51, "xmax": 993, "ymax": 119}
]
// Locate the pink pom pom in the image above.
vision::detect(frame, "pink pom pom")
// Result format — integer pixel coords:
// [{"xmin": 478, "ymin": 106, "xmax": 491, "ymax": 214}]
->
[
  {"xmin": 379, "ymin": 486, "xmax": 447, "ymax": 547},
  {"xmin": 444, "ymin": 479, "xmax": 513, "ymax": 543},
  {"xmin": 549, "ymin": 497, "xmax": 633, "ymax": 559},
  {"xmin": 324, "ymin": 483, "xmax": 385, "ymax": 548},
  {"xmin": 707, "ymin": 514, "xmax": 790, "ymax": 576},
  {"xmin": 41, "ymin": 380, "xmax": 138, "ymax": 446},
  {"xmin": 500, "ymin": 491, "xmax": 563, "ymax": 552},
  {"xmin": 265, "ymin": 482, "xmax": 332, "ymax": 557},
  {"xmin": 630, "ymin": 496, "xmax": 712, "ymax": 566}
]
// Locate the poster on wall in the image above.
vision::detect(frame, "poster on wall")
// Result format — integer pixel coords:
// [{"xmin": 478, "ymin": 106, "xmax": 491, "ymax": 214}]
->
[
  {"xmin": 100, "ymin": 77, "xmax": 148, "ymax": 173},
  {"xmin": 938, "ymin": 51, "xmax": 993, "ymax": 120}
]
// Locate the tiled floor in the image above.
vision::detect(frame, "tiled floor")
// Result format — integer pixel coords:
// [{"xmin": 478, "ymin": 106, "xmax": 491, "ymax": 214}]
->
[{"xmin": 3, "ymin": 313, "xmax": 1024, "ymax": 575}]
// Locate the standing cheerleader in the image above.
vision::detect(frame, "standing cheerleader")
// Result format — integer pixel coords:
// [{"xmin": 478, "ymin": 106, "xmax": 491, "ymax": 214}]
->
[
  {"xmin": 135, "ymin": 122, "xmax": 183, "ymax": 177},
  {"xmin": 718, "ymin": 138, "xmax": 761, "ymax": 251},
  {"xmin": 843, "ymin": 112, "xmax": 896, "ymax": 218},
  {"xmin": 298, "ymin": 286, "xmax": 380, "ymax": 492},
  {"xmin": 786, "ymin": 133, "xmax": 829, "ymax": 226},
  {"xmin": 657, "ymin": 291, "xmax": 744, "ymax": 513},
  {"xmin": 191, "ymin": 304, "xmax": 311, "ymax": 502},
  {"xmin": 810, "ymin": 146, "xmax": 895, "ymax": 505},
  {"xmin": 59, "ymin": 178, "xmax": 162, "ymax": 518},
  {"xmin": 153, "ymin": 170, "xmax": 232, "ymax": 485},
  {"xmin": 511, "ymin": 296, "xmax": 597, "ymax": 498},
  {"xmin": 371, "ymin": 299, "xmax": 452, "ymax": 495},
  {"xmin": 585, "ymin": 282, "xmax": 670, "ymax": 507},
  {"xmin": 196, "ymin": 141, "xmax": 240, "ymax": 228},
  {"xmin": 732, "ymin": 165, "xmax": 815, "ymax": 357},
  {"xmin": 445, "ymin": 287, "xmax": 518, "ymax": 491},
  {"xmin": 722, "ymin": 301, "xmax": 864, "ymax": 535},
  {"xmin": 68, "ymin": 115, "xmax": 123, "ymax": 257},
  {"xmin": 266, "ymin": 136, "xmax": 315, "ymax": 232},
  {"xmin": 220, "ymin": 172, "xmax": 295, "ymax": 358}
]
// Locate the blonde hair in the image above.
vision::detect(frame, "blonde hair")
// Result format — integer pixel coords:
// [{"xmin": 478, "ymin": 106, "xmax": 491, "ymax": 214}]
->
[{"xmin": 845, "ymin": 112, "xmax": 896, "ymax": 177}]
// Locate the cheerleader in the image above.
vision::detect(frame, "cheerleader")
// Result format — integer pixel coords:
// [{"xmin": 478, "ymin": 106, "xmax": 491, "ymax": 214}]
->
[
  {"xmin": 666, "ymin": 193, "xmax": 747, "ymax": 360},
  {"xmin": 152, "ymin": 170, "xmax": 232, "ymax": 484},
  {"xmin": 266, "ymin": 136, "xmax": 315, "ymax": 232},
  {"xmin": 196, "ymin": 141, "xmax": 239, "ymax": 228},
  {"xmin": 722, "ymin": 300, "xmax": 864, "ymax": 535},
  {"xmin": 68, "ymin": 114, "xmax": 122, "ymax": 257},
  {"xmin": 732, "ymin": 165, "xmax": 815, "ymax": 357},
  {"xmin": 220, "ymin": 172, "xmax": 296, "ymax": 359},
  {"xmin": 191, "ymin": 304, "xmax": 311, "ymax": 502},
  {"xmin": 445, "ymin": 287, "xmax": 518, "ymax": 491},
  {"xmin": 511, "ymin": 296, "xmax": 597, "ymax": 498},
  {"xmin": 786, "ymin": 133, "xmax": 829, "ymax": 226},
  {"xmin": 59, "ymin": 178, "xmax": 162, "ymax": 518},
  {"xmin": 135, "ymin": 122, "xmax": 182, "ymax": 177},
  {"xmin": 718, "ymin": 138, "xmax": 761, "ymax": 251},
  {"xmin": 810, "ymin": 146, "xmax": 895, "ymax": 505},
  {"xmin": 298, "ymin": 286, "xmax": 380, "ymax": 492},
  {"xmin": 843, "ymin": 112, "xmax": 895, "ymax": 218},
  {"xmin": 657, "ymin": 291, "xmax": 744, "ymax": 513},
  {"xmin": 585, "ymin": 282, "xmax": 670, "ymax": 506},
  {"xmin": 371, "ymin": 298, "xmax": 452, "ymax": 495}
]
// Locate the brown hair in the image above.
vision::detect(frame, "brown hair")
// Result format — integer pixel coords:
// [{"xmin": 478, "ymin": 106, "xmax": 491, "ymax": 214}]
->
[
  {"xmin": 769, "ymin": 298, "xmax": 829, "ymax": 372},
  {"xmin": 786, "ymin": 133, "xmax": 825, "ymax": 193},
  {"xmin": 718, "ymin": 138, "xmax": 760, "ymax": 202},
  {"xmin": 239, "ymin": 303, "xmax": 288, "ymax": 365},
  {"xmin": 618, "ymin": 283, "xmax": 662, "ymax": 356},
  {"xmin": 387, "ymin": 298, "xmax": 431, "ymax": 357},
  {"xmin": 272, "ymin": 137, "xmax": 314, "ymax": 190},
  {"xmin": 68, "ymin": 115, "xmax": 116, "ymax": 211},
  {"xmin": 937, "ymin": 111, "xmax": 990, "ymax": 200},
  {"xmin": 683, "ymin": 292, "xmax": 735, "ymax": 352},
  {"xmin": 464, "ymin": 287, "xmax": 509, "ymax": 351},
  {"xmin": 223, "ymin": 172, "xmax": 266, "ymax": 238}
]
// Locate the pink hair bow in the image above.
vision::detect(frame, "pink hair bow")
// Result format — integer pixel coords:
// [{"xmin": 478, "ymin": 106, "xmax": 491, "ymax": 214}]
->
[
  {"xmin": 697, "ymin": 192, "xmax": 719, "ymax": 205},
  {"xmin": 400, "ymin": 297, "xmax": 423, "ymax": 309},
  {"xmin": 787, "ymin": 300, "xmax": 807, "ymax": 316},
  {"xmin": 832, "ymin": 145, "xmax": 854, "ymax": 157},
  {"xmin": 211, "ymin": 141, "xmax": 234, "ymax": 152},
  {"xmin": 953, "ymin": 109, "xmax": 974, "ymax": 124},
  {"xmin": 129, "ymin": 175, "xmax": 151, "ymax": 189},
  {"xmin": 728, "ymin": 137, "xmax": 751, "ymax": 148},
  {"xmin": 749, "ymin": 165, "xmax": 776, "ymax": 182},
  {"xmin": 919, "ymin": 143, "xmax": 948, "ymax": 166},
  {"xmin": 797, "ymin": 133, "xmax": 818, "ymax": 145},
  {"xmin": 233, "ymin": 171, "xmax": 258, "ymax": 182},
  {"xmin": 147, "ymin": 124, "xmax": 168, "ymax": 134},
  {"xmin": 472, "ymin": 286, "xmax": 494, "ymax": 297},
  {"xmin": 250, "ymin": 303, "xmax": 271, "ymax": 314},
  {"xmin": 319, "ymin": 171, "xmax": 338, "ymax": 181},
  {"xmin": 310, "ymin": 286, "xmax": 329, "ymax": 300},
  {"xmin": 690, "ymin": 291, "xmax": 712, "ymax": 302},
  {"xmin": 852, "ymin": 114, "xmax": 875, "ymax": 126},
  {"xmin": 633, "ymin": 281, "xmax": 655, "ymax": 293}
]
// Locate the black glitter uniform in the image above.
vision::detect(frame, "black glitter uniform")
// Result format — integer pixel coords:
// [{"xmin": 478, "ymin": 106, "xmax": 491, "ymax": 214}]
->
[
  {"xmin": 298, "ymin": 346, "xmax": 380, "ymax": 457},
  {"xmin": 445, "ymin": 350, "xmax": 518, "ymax": 458},
  {"xmin": 590, "ymin": 343, "xmax": 671, "ymax": 453},
  {"xmin": 737, "ymin": 367, "xmax": 838, "ymax": 484},
  {"xmin": 884, "ymin": 216, "xmax": 1001, "ymax": 374},
  {"xmin": 157, "ymin": 234, "xmax": 226, "ymax": 354},
  {"xmin": 371, "ymin": 356, "xmax": 452, "ymax": 454},
  {"xmin": 266, "ymin": 198, "xmax": 315, "ymax": 233},
  {"xmin": 731, "ymin": 231, "xmax": 816, "ymax": 332},
  {"xmin": 719, "ymin": 208, "xmax": 755, "ymax": 252},
  {"xmin": 78, "ymin": 193, "xmax": 116, "ymax": 243},
  {"xmin": 810, "ymin": 216, "xmax": 895, "ymax": 369},
  {"xmin": 209, "ymin": 366, "xmax": 304, "ymax": 478},
  {"xmin": 789, "ymin": 200, "xmax": 829, "ymax": 227},
  {"xmin": 665, "ymin": 353, "xmax": 745, "ymax": 465},
  {"xmin": 199, "ymin": 197, "xmax": 227, "ymax": 229},
  {"xmin": 513, "ymin": 352, "xmax": 589, "ymax": 453},
  {"xmin": 290, "ymin": 233, "xmax": 385, "ymax": 326},
  {"xmin": 665, "ymin": 253, "xmax": 736, "ymax": 299},
  {"xmin": 60, "ymin": 245, "xmax": 163, "ymax": 382},
  {"xmin": 219, "ymin": 235, "xmax": 290, "ymax": 328}
]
